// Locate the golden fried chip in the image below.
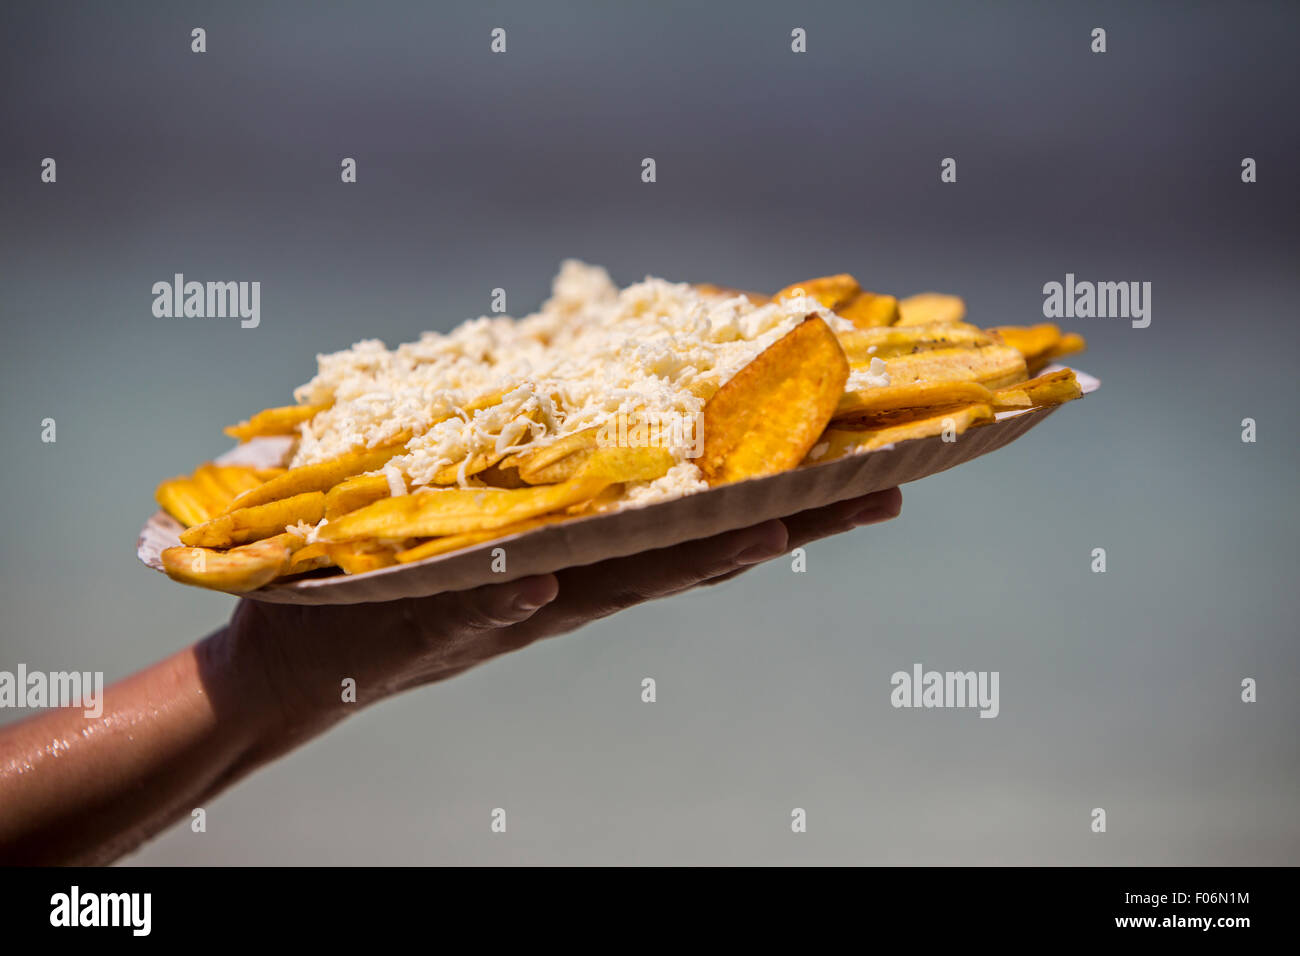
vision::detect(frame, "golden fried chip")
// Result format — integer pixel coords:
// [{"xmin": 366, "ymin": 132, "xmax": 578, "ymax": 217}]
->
[
  {"xmin": 504, "ymin": 426, "xmax": 601, "ymax": 484},
  {"xmin": 324, "ymin": 473, "xmax": 390, "ymax": 519},
  {"xmin": 211, "ymin": 464, "xmax": 267, "ymax": 496},
  {"xmin": 395, "ymin": 515, "xmax": 565, "ymax": 564},
  {"xmin": 223, "ymin": 440, "xmax": 409, "ymax": 513},
  {"xmin": 154, "ymin": 477, "xmax": 211, "ymax": 528},
  {"xmin": 773, "ymin": 274, "xmax": 861, "ymax": 311},
  {"xmin": 991, "ymin": 368, "xmax": 1082, "ymax": 409},
  {"xmin": 836, "ymin": 291, "xmax": 900, "ymax": 329},
  {"xmin": 698, "ymin": 315, "xmax": 849, "ymax": 485},
  {"xmin": 162, "ymin": 533, "xmax": 301, "ymax": 592},
  {"xmin": 224, "ymin": 404, "xmax": 328, "ymax": 442},
  {"xmin": 319, "ymin": 478, "xmax": 608, "ymax": 543},
  {"xmin": 325, "ymin": 542, "xmax": 400, "ymax": 575},
  {"xmin": 181, "ymin": 491, "xmax": 326, "ymax": 548},
  {"xmin": 834, "ymin": 380, "xmax": 994, "ymax": 420},
  {"xmin": 988, "ymin": 324, "xmax": 1063, "ymax": 368},
  {"xmin": 1036, "ymin": 331, "xmax": 1086, "ymax": 372},
  {"xmin": 573, "ymin": 445, "xmax": 675, "ymax": 483},
  {"xmin": 897, "ymin": 293, "xmax": 966, "ymax": 326},
  {"xmin": 286, "ymin": 541, "xmax": 334, "ymax": 574},
  {"xmin": 883, "ymin": 344, "xmax": 1027, "ymax": 389},
  {"xmin": 808, "ymin": 403, "xmax": 994, "ymax": 462},
  {"xmin": 477, "ymin": 463, "xmax": 529, "ymax": 488},
  {"xmin": 836, "ymin": 323, "xmax": 994, "ymax": 362}
]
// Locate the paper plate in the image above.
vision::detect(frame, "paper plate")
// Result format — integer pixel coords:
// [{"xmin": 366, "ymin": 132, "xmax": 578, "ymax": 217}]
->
[{"xmin": 137, "ymin": 367, "xmax": 1098, "ymax": 605}]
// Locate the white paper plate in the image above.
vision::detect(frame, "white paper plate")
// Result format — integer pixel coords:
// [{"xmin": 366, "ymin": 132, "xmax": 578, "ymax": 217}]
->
[{"xmin": 138, "ymin": 367, "xmax": 1099, "ymax": 605}]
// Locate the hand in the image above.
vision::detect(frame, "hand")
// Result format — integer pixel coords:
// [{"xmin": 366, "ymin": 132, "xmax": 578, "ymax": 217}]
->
[{"xmin": 226, "ymin": 487, "xmax": 902, "ymax": 748}]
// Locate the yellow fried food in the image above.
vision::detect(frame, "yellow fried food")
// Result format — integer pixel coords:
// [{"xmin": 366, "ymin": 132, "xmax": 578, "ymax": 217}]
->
[
  {"xmin": 161, "ymin": 533, "xmax": 301, "ymax": 592},
  {"xmin": 180, "ymin": 491, "xmax": 326, "ymax": 548},
  {"xmin": 324, "ymin": 473, "xmax": 391, "ymax": 519},
  {"xmin": 991, "ymin": 368, "xmax": 1082, "ymax": 410},
  {"xmin": 223, "ymin": 440, "xmax": 409, "ymax": 513},
  {"xmin": 395, "ymin": 515, "xmax": 563, "ymax": 564},
  {"xmin": 836, "ymin": 291, "xmax": 900, "ymax": 329},
  {"xmin": 836, "ymin": 323, "xmax": 994, "ymax": 362},
  {"xmin": 319, "ymin": 479, "xmax": 605, "ymax": 542},
  {"xmin": 224, "ymin": 403, "xmax": 328, "ymax": 442},
  {"xmin": 834, "ymin": 380, "xmax": 995, "ymax": 420},
  {"xmin": 325, "ymin": 542, "xmax": 400, "ymax": 575},
  {"xmin": 773, "ymin": 274, "xmax": 861, "ymax": 311},
  {"xmin": 883, "ymin": 344, "xmax": 1027, "ymax": 390},
  {"xmin": 504, "ymin": 426, "xmax": 601, "ymax": 484},
  {"xmin": 897, "ymin": 293, "xmax": 966, "ymax": 326},
  {"xmin": 286, "ymin": 541, "xmax": 334, "ymax": 574},
  {"xmin": 699, "ymin": 315, "xmax": 849, "ymax": 485},
  {"xmin": 809, "ymin": 403, "xmax": 995, "ymax": 461},
  {"xmin": 155, "ymin": 477, "xmax": 212, "ymax": 527}
]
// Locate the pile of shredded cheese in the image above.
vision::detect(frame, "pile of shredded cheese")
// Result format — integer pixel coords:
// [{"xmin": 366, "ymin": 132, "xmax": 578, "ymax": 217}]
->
[{"xmin": 290, "ymin": 261, "xmax": 868, "ymax": 508}]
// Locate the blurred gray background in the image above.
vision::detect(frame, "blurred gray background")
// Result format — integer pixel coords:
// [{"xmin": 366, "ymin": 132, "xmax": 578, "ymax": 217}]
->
[{"xmin": 2, "ymin": 0, "xmax": 1296, "ymax": 864}]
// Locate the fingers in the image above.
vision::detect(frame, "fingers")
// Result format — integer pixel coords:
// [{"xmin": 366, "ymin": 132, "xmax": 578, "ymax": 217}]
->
[
  {"xmin": 781, "ymin": 487, "xmax": 902, "ymax": 551},
  {"xmin": 501, "ymin": 520, "xmax": 789, "ymax": 642},
  {"xmin": 399, "ymin": 573, "xmax": 560, "ymax": 643}
]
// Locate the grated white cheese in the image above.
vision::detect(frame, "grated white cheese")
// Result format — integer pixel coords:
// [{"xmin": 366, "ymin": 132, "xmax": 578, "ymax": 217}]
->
[
  {"xmin": 846, "ymin": 356, "xmax": 890, "ymax": 391},
  {"xmin": 287, "ymin": 261, "xmax": 852, "ymax": 509}
]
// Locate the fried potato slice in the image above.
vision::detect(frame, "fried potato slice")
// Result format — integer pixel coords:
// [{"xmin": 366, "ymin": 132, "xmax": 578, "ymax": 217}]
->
[
  {"xmin": 319, "ymin": 478, "xmax": 607, "ymax": 543},
  {"xmin": 162, "ymin": 532, "xmax": 301, "ymax": 592},
  {"xmin": 154, "ymin": 477, "xmax": 212, "ymax": 528},
  {"xmin": 693, "ymin": 283, "xmax": 771, "ymax": 305},
  {"xmin": 324, "ymin": 473, "xmax": 390, "ymax": 519},
  {"xmin": 224, "ymin": 404, "xmax": 328, "ymax": 442},
  {"xmin": 223, "ymin": 440, "xmax": 409, "ymax": 513},
  {"xmin": 836, "ymin": 323, "xmax": 994, "ymax": 362},
  {"xmin": 836, "ymin": 291, "xmax": 900, "ymax": 329},
  {"xmin": 808, "ymin": 403, "xmax": 995, "ymax": 462},
  {"xmin": 883, "ymin": 344, "xmax": 1027, "ymax": 389},
  {"xmin": 325, "ymin": 542, "xmax": 400, "ymax": 575},
  {"xmin": 773, "ymin": 274, "xmax": 861, "ymax": 311},
  {"xmin": 699, "ymin": 315, "xmax": 849, "ymax": 485},
  {"xmin": 991, "ymin": 368, "xmax": 1082, "ymax": 410},
  {"xmin": 180, "ymin": 491, "xmax": 326, "ymax": 548},
  {"xmin": 897, "ymin": 293, "xmax": 966, "ymax": 326},
  {"xmin": 834, "ymin": 380, "xmax": 994, "ymax": 420}
]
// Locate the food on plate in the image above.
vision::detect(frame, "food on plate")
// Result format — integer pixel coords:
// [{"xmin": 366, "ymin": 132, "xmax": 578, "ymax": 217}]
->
[{"xmin": 151, "ymin": 262, "xmax": 1087, "ymax": 592}]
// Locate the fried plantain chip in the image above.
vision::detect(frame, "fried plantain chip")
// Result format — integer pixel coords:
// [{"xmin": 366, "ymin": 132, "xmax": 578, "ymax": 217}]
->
[
  {"xmin": 324, "ymin": 473, "xmax": 391, "ymax": 519},
  {"xmin": 883, "ymin": 344, "xmax": 1027, "ymax": 389},
  {"xmin": 223, "ymin": 440, "xmax": 410, "ymax": 513},
  {"xmin": 395, "ymin": 515, "xmax": 565, "ymax": 564},
  {"xmin": 154, "ymin": 477, "xmax": 212, "ymax": 528},
  {"xmin": 834, "ymin": 380, "xmax": 995, "ymax": 420},
  {"xmin": 224, "ymin": 403, "xmax": 329, "ymax": 442},
  {"xmin": 773, "ymin": 274, "xmax": 861, "ymax": 311},
  {"xmin": 319, "ymin": 478, "xmax": 608, "ymax": 543},
  {"xmin": 836, "ymin": 323, "xmax": 995, "ymax": 363},
  {"xmin": 181, "ymin": 491, "xmax": 326, "ymax": 548},
  {"xmin": 325, "ymin": 542, "xmax": 400, "ymax": 575},
  {"xmin": 991, "ymin": 368, "xmax": 1082, "ymax": 410},
  {"xmin": 698, "ymin": 315, "xmax": 849, "ymax": 485},
  {"xmin": 1036, "ymin": 331, "xmax": 1086, "ymax": 372},
  {"xmin": 162, "ymin": 532, "xmax": 302, "ymax": 592},
  {"xmin": 896, "ymin": 293, "xmax": 966, "ymax": 326},
  {"xmin": 504, "ymin": 426, "xmax": 601, "ymax": 484},
  {"xmin": 808, "ymin": 403, "xmax": 995, "ymax": 462},
  {"xmin": 285, "ymin": 541, "xmax": 334, "ymax": 574},
  {"xmin": 836, "ymin": 291, "xmax": 900, "ymax": 329},
  {"xmin": 988, "ymin": 323, "xmax": 1063, "ymax": 365}
]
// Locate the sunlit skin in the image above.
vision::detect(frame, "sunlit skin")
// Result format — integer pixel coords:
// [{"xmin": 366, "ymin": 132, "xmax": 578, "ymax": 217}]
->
[{"xmin": 0, "ymin": 488, "xmax": 900, "ymax": 865}]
